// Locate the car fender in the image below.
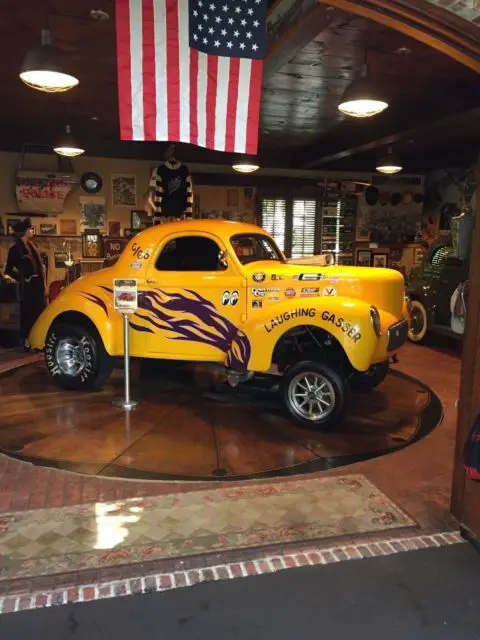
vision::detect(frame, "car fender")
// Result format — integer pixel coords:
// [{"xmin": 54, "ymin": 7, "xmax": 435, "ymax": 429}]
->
[
  {"xmin": 227, "ymin": 298, "xmax": 378, "ymax": 373},
  {"xmin": 29, "ymin": 285, "xmax": 122, "ymax": 355}
]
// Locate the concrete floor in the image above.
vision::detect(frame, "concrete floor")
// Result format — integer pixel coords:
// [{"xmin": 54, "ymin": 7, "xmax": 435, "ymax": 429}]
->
[{"xmin": 1, "ymin": 544, "xmax": 479, "ymax": 639}]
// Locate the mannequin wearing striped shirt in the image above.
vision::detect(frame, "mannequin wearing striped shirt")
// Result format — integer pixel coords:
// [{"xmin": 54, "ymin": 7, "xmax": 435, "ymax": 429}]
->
[{"xmin": 148, "ymin": 159, "xmax": 193, "ymax": 221}]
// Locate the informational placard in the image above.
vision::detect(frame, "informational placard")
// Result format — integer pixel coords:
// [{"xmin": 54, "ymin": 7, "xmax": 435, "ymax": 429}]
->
[{"xmin": 114, "ymin": 279, "xmax": 138, "ymax": 313}]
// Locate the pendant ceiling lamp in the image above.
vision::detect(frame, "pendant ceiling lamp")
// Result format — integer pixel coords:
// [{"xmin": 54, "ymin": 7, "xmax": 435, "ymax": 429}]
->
[
  {"xmin": 338, "ymin": 50, "xmax": 388, "ymax": 118},
  {"xmin": 19, "ymin": 28, "xmax": 79, "ymax": 93},
  {"xmin": 376, "ymin": 147, "xmax": 403, "ymax": 174},
  {"xmin": 232, "ymin": 156, "xmax": 260, "ymax": 173},
  {"xmin": 53, "ymin": 125, "xmax": 85, "ymax": 157}
]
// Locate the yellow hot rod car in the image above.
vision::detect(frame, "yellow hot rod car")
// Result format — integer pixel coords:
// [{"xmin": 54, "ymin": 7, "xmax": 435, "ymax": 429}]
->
[{"xmin": 29, "ymin": 220, "xmax": 409, "ymax": 429}]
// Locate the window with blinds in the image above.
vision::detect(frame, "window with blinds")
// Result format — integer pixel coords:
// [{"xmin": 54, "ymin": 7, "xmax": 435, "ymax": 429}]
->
[
  {"xmin": 261, "ymin": 199, "xmax": 286, "ymax": 251},
  {"xmin": 291, "ymin": 199, "xmax": 316, "ymax": 258}
]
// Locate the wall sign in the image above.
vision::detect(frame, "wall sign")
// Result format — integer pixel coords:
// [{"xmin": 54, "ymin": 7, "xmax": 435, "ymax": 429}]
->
[
  {"xmin": 16, "ymin": 172, "xmax": 76, "ymax": 214},
  {"xmin": 104, "ymin": 239, "xmax": 129, "ymax": 267}
]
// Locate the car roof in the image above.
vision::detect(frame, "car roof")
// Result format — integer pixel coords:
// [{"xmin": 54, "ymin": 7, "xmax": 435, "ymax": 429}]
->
[{"xmin": 133, "ymin": 219, "xmax": 267, "ymax": 244}]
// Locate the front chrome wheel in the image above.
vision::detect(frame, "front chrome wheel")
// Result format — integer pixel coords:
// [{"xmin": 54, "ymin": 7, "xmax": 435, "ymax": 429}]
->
[
  {"xmin": 287, "ymin": 372, "xmax": 335, "ymax": 422},
  {"xmin": 56, "ymin": 338, "xmax": 87, "ymax": 377}
]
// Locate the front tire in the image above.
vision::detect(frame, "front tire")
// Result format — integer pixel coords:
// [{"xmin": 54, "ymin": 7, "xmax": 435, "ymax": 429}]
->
[
  {"xmin": 280, "ymin": 361, "xmax": 348, "ymax": 430},
  {"xmin": 350, "ymin": 361, "xmax": 389, "ymax": 392},
  {"xmin": 45, "ymin": 323, "xmax": 114, "ymax": 391},
  {"xmin": 408, "ymin": 300, "xmax": 428, "ymax": 343}
]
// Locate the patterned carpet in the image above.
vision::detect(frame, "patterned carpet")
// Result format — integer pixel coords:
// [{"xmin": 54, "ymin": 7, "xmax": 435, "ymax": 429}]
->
[{"xmin": 0, "ymin": 475, "xmax": 415, "ymax": 580}]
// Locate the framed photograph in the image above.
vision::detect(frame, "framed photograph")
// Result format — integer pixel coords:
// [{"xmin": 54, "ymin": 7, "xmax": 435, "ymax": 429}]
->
[
  {"xmin": 82, "ymin": 230, "xmax": 105, "ymax": 259},
  {"xmin": 108, "ymin": 221, "xmax": 121, "ymax": 237},
  {"xmin": 54, "ymin": 252, "xmax": 69, "ymax": 268},
  {"xmin": 414, "ymin": 247, "xmax": 425, "ymax": 265},
  {"xmin": 80, "ymin": 196, "xmax": 106, "ymax": 233},
  {"xmin": 372, "ymin": 253, "xmax": 389, "ymax": 268},
  {"xmin": 131, "ymin": 209, "xmax": 152, "ymax": 230},
  {"xmin": 59, "ymin": 219, "xmax": 77, "ymax": 235},
  {"xmin": 7, "ymin": 218, "xmax": 21, "ymax": 234},
  {"xmin": 112, "ymin": 174, "xmax": 137, "ymax": 207},
  {"xmin": 356, "ymin": 249, "xmax": 371, "ymax": 267},
  {"xmin": 40, "ymin": 223, "xmax": 57, "ymax": 235},
  {"xmin": 123, "ymin": 228, "xmax": 139, "ymax": 239}
]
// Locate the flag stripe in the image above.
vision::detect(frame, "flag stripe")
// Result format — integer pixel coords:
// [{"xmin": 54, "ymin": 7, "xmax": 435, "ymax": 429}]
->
[
  {"xmin": 245, "ymin": 58, "xmax": 263, "ymax": 155},
  {"xmin": 234, "ymin": 58, "xmax": 252, "ymax": 154},
  {"xmin": 197, "ymin": 52, "xmax": 208, "ymax": 148},
  {"xmin": 166, "ymin": 0, "xmax": 180, "ymax": 141},
  {"xmin": 214, "ymin": 56, "xmax": 230, "ymax": 152},
  {"xmin": 153, "ymin": 0, "xmax": 168, "ymax": 140},
  {"xmin": 206, "ymin": 55, "xmax": 218, "ymax": 150},
  {"xmin": 189, "ymin": 48, "xmax": 199, "ymax": 146},
  {"xmin": 178, "ymin": 0, "xmax": 190, "ymax": 142},
  {"xmin": 116, "ymin": 0, "xmax": 133, "ymax": 140},
  {"xmin": 225, "ymin": 57, "xmax": 240, "ymax": 153},
  {"xmin": 142, "ymin": 0, "xmax": 156, "ymax": 141},
  {"xmin": 129, "ymin": 0, "xmax": 144, "ymax": 140}
]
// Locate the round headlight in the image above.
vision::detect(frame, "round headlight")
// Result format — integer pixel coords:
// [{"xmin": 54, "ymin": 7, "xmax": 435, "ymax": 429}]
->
[{"xmin": 370, "ymin": 306, "xmax": 381, "ymax": 337}]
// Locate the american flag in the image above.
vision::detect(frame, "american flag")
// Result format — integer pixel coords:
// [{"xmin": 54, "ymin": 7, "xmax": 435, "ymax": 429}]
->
[{"xmin": 116, "ymin": 0, "xmax": 267, "ymax": 154}]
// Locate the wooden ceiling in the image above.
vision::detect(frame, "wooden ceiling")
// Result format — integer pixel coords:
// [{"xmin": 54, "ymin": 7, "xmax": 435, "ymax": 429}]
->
[{"xmin": 0, "ymin": 0, "xmax": 478, "ymax": 173}]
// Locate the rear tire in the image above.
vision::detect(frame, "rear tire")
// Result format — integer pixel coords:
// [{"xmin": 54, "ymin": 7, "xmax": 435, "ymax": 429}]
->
[
  {"xmin": 408, "ymin": 300, "xmax": 428, "ymax": 343},
  {"xmin": 350, "ymin": 361, "xmax": 389, "ymax": 392},
  {"xmin": 280, "ymin": 361, "xmax": 348, "ymax": 430},
  {"xmin": 45, "ymin": 323, "xmax": 114, "ymax": 391}
]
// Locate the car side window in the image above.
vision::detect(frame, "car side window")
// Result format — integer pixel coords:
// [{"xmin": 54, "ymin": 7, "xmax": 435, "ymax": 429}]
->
[{"xmin": 155, "ymin": 235, "xmax": 226, "ymax": 272}]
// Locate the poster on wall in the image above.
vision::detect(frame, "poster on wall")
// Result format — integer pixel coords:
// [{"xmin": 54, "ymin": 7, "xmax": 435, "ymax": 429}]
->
[
  {"xmin": 15, "ymin": 172, "xmax": 76, "ymax": 214},
  {"xmin": 79, "ymin": 196, "xmax": 106, "ymax": 233},
  {"xmin": 112, "ymin": 174, "xmax": 137, "ymax": 207},
  {"xmin": 59, "ymin": 219, "xmax": 77, "ymax": 235}
]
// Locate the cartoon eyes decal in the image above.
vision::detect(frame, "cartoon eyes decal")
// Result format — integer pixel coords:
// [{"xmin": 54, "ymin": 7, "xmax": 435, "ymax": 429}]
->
[{"xmin": 222, "ymin": 290, "xmax": 239, "ymax": 306}]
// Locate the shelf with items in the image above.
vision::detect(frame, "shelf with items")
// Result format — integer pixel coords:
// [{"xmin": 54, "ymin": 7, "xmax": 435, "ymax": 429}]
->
[{"xmin": 319, "ymin": 182, "xmax": 357, "ymax": 266}]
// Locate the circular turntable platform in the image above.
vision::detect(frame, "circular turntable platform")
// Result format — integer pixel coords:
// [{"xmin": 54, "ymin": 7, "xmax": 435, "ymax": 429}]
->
[{"xmin": 0, "ymin": 361, "xmax": 442, "ymax": 481}]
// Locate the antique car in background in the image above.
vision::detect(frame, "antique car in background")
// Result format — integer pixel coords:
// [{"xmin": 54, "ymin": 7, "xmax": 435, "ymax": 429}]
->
[
  {"xmin": 29, "ymin": 220, "xmax": 409, "ymax": 430},
  {"xmin": 407, "ymin": 238, "xmax": 469, "ymax": 342}
]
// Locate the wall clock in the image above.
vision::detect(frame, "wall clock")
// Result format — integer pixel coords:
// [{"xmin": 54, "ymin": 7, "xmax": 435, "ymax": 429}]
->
[{"xmin": 81, "ymin": 172, "xmax": 103, "ymax": 194}]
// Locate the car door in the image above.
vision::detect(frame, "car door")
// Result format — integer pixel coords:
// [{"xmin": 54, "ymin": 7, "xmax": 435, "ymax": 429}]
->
[{"xmin": 140, "ymin": 232, "xmax": 246, "ymax": 360}]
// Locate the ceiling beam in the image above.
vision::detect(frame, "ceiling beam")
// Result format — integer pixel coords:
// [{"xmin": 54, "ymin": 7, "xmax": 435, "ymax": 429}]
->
[
  {"xmin": 264, "ymin": 2, "xmax": 347, "ymax": 80},
  {"xmin": 317, "ymin": 0, "xmax": 480, "ymax": 73},
  {"xmin": 298, "ymin": 106, "xmax": 480, "ymax": 168}
]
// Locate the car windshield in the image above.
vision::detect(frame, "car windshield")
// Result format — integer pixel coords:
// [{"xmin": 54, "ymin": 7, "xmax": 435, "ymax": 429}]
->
[{"xmin": 230, "ymin": 234, "xmax": 284, "ymax": 265}]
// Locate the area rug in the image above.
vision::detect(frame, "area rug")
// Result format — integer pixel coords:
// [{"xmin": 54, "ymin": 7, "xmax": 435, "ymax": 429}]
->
[{"xmin": 0, "ymin": 475, "xmax": 415, "ymax": 580}]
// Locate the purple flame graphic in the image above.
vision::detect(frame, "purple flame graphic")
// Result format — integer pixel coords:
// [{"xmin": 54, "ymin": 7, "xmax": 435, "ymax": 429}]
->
[{"xmin": 80, "ymin": 292, "xmax": 109, "ymax": 316}]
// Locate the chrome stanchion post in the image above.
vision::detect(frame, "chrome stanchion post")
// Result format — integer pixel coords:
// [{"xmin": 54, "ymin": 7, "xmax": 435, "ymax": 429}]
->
[{"xmin": 113, "ymin": 312, "xmax": 139, "ymax": 410}]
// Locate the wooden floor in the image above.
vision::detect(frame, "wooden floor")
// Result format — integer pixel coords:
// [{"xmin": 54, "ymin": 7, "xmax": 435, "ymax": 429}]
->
[{"xmin": 0, "ymin": 359, "xmax": 442, "ymax": 481}]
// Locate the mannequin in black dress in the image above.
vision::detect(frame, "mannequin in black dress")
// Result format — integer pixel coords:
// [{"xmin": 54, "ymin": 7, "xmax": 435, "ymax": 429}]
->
[{"xmin": 5, "ymin": 218, "xmax": 47, "ymax": 343}]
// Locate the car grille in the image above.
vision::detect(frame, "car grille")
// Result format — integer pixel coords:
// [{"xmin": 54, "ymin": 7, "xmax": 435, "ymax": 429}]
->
[{"xmin": 387, "ymin": 320, "xmax": 409, "ymax": 352}]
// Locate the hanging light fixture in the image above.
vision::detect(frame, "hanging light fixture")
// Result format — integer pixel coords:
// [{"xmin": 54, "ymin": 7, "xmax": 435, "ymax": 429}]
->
[
  {"xmin": 232, "ymin": 156, "xmax": 260, "ymax": 173},
  {"xmin": 19, "ymin": 28, "xmax": 79, "ymax": 93},
  {"xmin": 338, "ymin": 51, "xmax": 388, "ymax": 118},
  {"xmin": 53, "ymin": 125, "xmax": 85, "ymax": 157},
  {"xmin": 376, "ymin": 147, "xmax": 403, "ymax": 174}
]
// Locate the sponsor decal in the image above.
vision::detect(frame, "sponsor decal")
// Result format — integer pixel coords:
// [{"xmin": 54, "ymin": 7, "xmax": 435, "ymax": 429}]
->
[
  {"xmin": 326, "ymin": 277, "xmax": 340, "ymax": 284},
  {"xmin": 252, "ymin": 287, "xmax": 279, "ymax": 297},
  {"xmin": 253, "ymin": 272, "xmax": 266, "ymax": 283},
  {"xmin": 321, "ymin": 311, "xmax": 361, "ymax": 343},
  {"xmin": 300, "ymin": 287, "xmax": 320, "ymax": 298},
  {"xmin": 131, "ymin": 261, "xmax": 142, "ymax": 270},
  {"xmin": 264, "ymin": 308, "xmax": 316, "ymax": 333},
  {"xmin": 252, "ymin": 300, "xmax": 262, "ymax": 309},
  {"xmin": 222, "ymin": 290, "xmax": 239, "ymax": 306},
  {"xmin": 271, "ymin": 274, "xmax": 284, "ymax": 281},
  {"xmin": 267, "ymin": 296, "xmax": 280, "ymax": 302},
  {"xmin": 284, "ymin": 288, "xmax": 296, "ymax": 298},
  {"xmin": 298, "ymin": 273, "xmax": 325, "ymax": 282},
  {"xmin": 131, "ymin": 242, "xmax": 151, "ymax": 261},
  {"xmin": 323, "ymin": 286, "xmax": 336, "ymax": 297}
]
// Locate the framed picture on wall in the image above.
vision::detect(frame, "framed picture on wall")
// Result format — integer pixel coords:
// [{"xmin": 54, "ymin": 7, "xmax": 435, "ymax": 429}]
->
[
  {"xmin": 112, "ymin": 174, "xmax": 137, "ymax": 207},
  {"xmin": 356, "ymin": 250, "xmax": 371, "ymax": 266},
  {"xmin": 372, "ymin": 253, "xmax": 388, "ymax": 268},
  {"xmin": 80, "ymin": 196, "xmax": 106, "ymax": 233},
  {"xmin": 131, "ymin": 210, "xmax": 152, "ymax": 230},
  {"xmin": 59, "ymin": 219, "xmax": 77, "ymax": 235},
  {"xmin": 108, "ymin": 221, "xmax": 121, "ymax": 237},
  {"xmin": 82, "ymin": 230, "xmax": 105, "ymax": 258},
  {"xmin": 40, "ymin": 223, "xmax": 57, "ymax": 235}
]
